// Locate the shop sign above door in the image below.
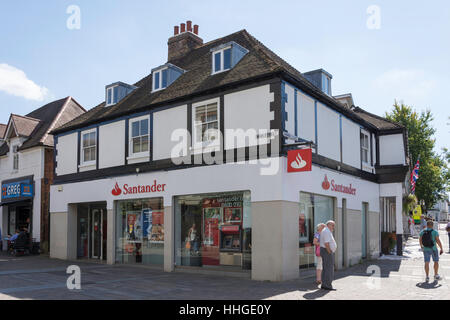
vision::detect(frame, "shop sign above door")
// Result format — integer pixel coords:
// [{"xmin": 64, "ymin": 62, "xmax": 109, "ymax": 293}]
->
[
  {"xmin": 287, "ymin": 149, "xmax": 312, "ymax": 172},
  {"xmin": 1, "ymin": 181, "xmax": 34, "ymax": 201}
]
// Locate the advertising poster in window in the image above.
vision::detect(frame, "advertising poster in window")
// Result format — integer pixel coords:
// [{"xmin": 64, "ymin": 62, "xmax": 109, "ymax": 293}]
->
[
  {"xmin": 203, "ymin": 208, "xmax": 220, "ymax": 246},
  {"xmin": 299, "ymin": 203, "xmax": 309, "ymax": 243},
  {"xmin": 142, "ymin": 208, "xmax": 152, "ymax": 239},
  {"xmin": 126, "ymin": 212, "xmax": 142, "ymax": 243},
  {"xmin": 150, "ymin": 211, "xmax": 164, "ymax": 243},
  {"xmin": 223, "ymin": 207, "xmax": 242, "ymax": 224}
]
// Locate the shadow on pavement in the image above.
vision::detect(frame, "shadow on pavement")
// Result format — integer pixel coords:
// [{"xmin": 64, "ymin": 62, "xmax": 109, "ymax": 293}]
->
[
  {"xmin": 415, "ymin": 281, "xmax": 442, "ymax": 289},
  {"xmin": 303, "ymin": 288, "xmax": 330, "ymax": 300}
]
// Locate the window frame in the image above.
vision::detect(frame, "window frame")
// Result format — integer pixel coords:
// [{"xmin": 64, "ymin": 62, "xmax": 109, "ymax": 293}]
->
[
  {"xmin": 128, "ymin": 115, "xmax": 150, "ymax": 159},
  {"xmin": 106, "ymin": 85, "xmax": 119, "ymax": 107},
  {"xmin": 152, "ymin": 67, "xmax": 169, "ymax": 92},
  {"xmin": 80, "ymin": 128, "xmax": 97, "ymax": 167},
  {"xmin": 192, "ymin": 98, "xmax": 220, "ymax": 150},
  {"xmin": 12, "ymin": 145, "xmax": 19, "ymax": 171},
  {"xmin": 211, "ymin": 46, "xmax": 232, "ymax": 75},
  {"xmin": 360, "ymin": 131, "xmax": 370, "ymax": 165}
]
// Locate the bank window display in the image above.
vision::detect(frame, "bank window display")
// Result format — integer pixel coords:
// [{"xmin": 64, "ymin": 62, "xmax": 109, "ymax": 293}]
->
[
  {"xmin": 174, "ymin": 191, "xmax": 251, "ymax": 270},
  {"xmin": 115, "ymin": 198, "xmax": 164, "ymax": 265},
  {"xmin": 299, "ymin": 192, "xmax": 334, "ymax": 269}
]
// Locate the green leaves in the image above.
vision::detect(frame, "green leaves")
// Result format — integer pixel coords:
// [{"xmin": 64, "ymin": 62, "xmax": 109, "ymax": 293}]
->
[{"xmin": 385, "ymin": 101, "xmax": 448, "ymax": 209}]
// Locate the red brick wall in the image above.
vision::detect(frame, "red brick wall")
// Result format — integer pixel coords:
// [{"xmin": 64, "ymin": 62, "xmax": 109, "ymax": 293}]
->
[{"xmin": 40, "ymin": 148, "xmax": 54, "ymax": 252}]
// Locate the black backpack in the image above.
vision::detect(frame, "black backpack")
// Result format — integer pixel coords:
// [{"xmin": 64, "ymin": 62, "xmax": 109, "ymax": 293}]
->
[{"xmin": 422, "ymin": 230, "xmax": 434, "ymax": 248}]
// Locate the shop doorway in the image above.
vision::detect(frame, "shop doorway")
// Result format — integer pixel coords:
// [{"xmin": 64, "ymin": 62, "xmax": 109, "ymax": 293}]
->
[
  {"xmin": 361, "ymin": 202, "xmax": 368, "ymax": 259},
  {"xmin": 77, "ymin": 203, "xmax": 107, "ymax": 260},
  {"xmin": 7, "ymin": 202, "xmax": 32, "ymax": 235}
]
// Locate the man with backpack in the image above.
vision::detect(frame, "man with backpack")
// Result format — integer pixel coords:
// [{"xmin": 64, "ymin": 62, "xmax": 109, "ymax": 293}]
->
[{"xmin": 419, "ymin": 220, "xmax": 444, "ymax": 282}]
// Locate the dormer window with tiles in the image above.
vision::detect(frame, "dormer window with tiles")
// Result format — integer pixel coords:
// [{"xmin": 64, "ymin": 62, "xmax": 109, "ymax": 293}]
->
[
  {"xmin": 105, "ymin": 82, "xmax": 137, "ymax": 107},
  {"xmin": 211, "ymin": 41, "xmax": 249, "ymax": 75},
  {"xmin": 151, "ymin": 64, "xmax": 184, "ymax": 92}
]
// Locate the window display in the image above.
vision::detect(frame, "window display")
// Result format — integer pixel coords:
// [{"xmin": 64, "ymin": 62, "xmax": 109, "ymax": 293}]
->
[
  {"xmin": 174, "ymin": 191, "xmax": 251, "ymax": 270},
  {"xmin": 116, "ymin": 198, "xmax": 164, "ymax": 265},
  {"xmin": 299, "ymin": 192, "xmax": 334, "ymax": 269}
]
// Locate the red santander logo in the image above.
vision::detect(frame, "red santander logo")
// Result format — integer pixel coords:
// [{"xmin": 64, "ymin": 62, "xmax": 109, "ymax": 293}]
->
[
  {"xmin": 322, "ymin": 175, "xmax": 330, "ymax": 190},
  {"xmin": 112, "ymin": 183, "xmax": 122, "ymax": 196},
  {"xmin": 287, "ymin": 149, "xmax": 312, "ymax": 173}
]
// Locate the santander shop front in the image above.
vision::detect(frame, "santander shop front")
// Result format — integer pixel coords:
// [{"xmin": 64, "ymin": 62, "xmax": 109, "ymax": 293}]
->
[{"xmin": 50, "ymin": 150, "xmax": 384, "ymax": 281}]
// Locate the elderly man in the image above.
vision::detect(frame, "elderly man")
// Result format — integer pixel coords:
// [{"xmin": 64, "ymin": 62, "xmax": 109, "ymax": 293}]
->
[{"xmin": 319, "ymin": 220, "xmax": 337, "ymax": 290}]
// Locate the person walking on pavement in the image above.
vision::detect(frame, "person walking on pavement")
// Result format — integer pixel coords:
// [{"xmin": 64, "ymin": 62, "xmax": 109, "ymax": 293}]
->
[
  {"xmin": 313, "ymin": 223, "xmax": 326, "ymax": 285},
  {"xmin": 420, "ymin": 215, "xmax": 427, "ymax": 230},
  {"xmin": 419, "ymin": 220, "xmax": 444, "ymax": 282},
  {"xmin": 320, "ymin": 220, "xmax": 337, "ymax": 291},
  {"xmin": 446, "ymin": 221, "xmax": 450, "ymax": 253},
  {"xmin": 408, "ymin": 214, "xmax": 416, "ymax": 237}
]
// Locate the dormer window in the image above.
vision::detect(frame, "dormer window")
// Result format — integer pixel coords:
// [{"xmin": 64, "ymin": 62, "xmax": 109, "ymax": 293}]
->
[
  {"xmin": 211, "ymin": 41, "xmax": 249, "ymax": 75},
  {"xmin": 105, "ymin": 82, "xmax": 137, "ymax": 107},
  {"xmin": 322, "ymin": 74, "xmax": 331, "ymax": 95},
  {"xmin": 152, "ymin": 68, "xmax": 168, "ymax": 92},
  {"xmin": 151, "ymin": 64, "xmax": 184, "ymax": 93},
  {"xmin": 213, "ymin": 47, "xmax": 232, "ymax": 74}
]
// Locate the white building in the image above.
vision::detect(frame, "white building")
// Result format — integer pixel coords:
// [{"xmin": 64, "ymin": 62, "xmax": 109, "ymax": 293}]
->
[
  {"xmin": 0, "ymin": 97, "xmax": 85, "ymax": 252},
  {"xmin": 49, "ymin": 22, "xmax": 409, "ymax": 281}
]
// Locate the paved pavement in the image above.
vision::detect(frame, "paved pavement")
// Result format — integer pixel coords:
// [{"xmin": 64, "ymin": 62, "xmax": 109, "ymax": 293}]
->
[{"xmin": 0, "ymin": 224, "xmax": 449, "ymax": 300}]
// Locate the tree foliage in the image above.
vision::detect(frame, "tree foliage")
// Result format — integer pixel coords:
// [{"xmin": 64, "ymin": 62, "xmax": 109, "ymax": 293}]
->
[{"xmin": 385, "ymin": 101, "xmax": 448, "ymax": 210}]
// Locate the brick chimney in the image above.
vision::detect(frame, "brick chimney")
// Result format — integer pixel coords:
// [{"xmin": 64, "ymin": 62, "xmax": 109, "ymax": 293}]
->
[{"xmin": 168, "ymin": 21, "xmax": 203, "ymax": 61}]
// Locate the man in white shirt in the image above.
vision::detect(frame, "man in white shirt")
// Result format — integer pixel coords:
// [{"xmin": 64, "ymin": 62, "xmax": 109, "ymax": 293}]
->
[{"xmin": 319, "ymin": 220, "xmax": 337, "ymax": 290}]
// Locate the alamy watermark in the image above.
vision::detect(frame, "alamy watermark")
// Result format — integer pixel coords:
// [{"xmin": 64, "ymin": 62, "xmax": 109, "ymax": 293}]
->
[
  {"xmin": 366, "ymin": 5, "xmax": 381, "ymax": 30},
  {"xmin": 66, "ymin": 5, "xmax": 81, "ymax": 30},
  {"xmin": 66, "ymin": 265, "xmax": 81, "ymax": 290}
]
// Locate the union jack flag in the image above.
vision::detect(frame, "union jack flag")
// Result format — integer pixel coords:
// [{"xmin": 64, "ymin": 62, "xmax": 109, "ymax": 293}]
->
[{"xmin": 410, "ymin": 158, "xmax": 420, "ymax": 194}]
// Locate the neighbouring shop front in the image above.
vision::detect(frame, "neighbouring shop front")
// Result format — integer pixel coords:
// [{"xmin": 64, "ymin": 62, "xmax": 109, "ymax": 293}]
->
[
  {"xmin": 174, "ymin": 190, "xmax": 252, "ymax": 271},
  {"xmin": 1, "ymin": 176, "xmax": 34, "ymax": 239}
]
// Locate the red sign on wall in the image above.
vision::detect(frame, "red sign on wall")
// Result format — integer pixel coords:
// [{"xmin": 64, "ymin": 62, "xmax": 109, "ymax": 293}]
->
[{"xmin": 287, "ymin": 149, "xmax": 312, "ymax": 172}]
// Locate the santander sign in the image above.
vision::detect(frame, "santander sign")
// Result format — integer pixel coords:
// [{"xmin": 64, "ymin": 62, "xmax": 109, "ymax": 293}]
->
[
  {"xmin": 111, "ymin": 180, "xmax": 166, "ymax": 196},
  {"xmin": 321, "ymin": 175, "xmax": 356, "ymax": 195}
]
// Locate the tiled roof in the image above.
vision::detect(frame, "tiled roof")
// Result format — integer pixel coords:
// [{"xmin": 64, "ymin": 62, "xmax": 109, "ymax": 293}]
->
[
  {"xmin": 352, "ymin": 107, "xmax": 403, "ymax": 130},
  {"xmin": 0, "ymin": 97, "xmax": 85, "ymax": 156},
  {"xmin": 52, "ymin": 29, "xmax": 401, "ymax": 135},
  {"xmin": 0, "ymin": 124, "xmax": 7, "ymax": 139}
]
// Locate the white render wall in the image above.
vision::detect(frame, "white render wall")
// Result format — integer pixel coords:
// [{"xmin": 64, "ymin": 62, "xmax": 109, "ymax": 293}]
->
[
  {"xmin": 224, "ymin": 85, "xmax": 274, "ymax": 149},
  {"xmin": 379, "ymin": 134, "xmax": 405, "ymax": 166},
  {"xmin": 153, "ymin": 105, "xmax": 187, "ymax": 160},
  {"xmin": 99, "ymin": 120, "xmax": 125, "ymax": 169},
  {"xmin": 317, "ymin": 102, "xmax": 340, "ymax": 162},
  {"xmin": 56, "ymin": 132, "xmax": 78, "ymax": 175},
  {"xmin": 342, "ymin": 117, "xmax": 361, "ymax": 168},
  {"xmin": 297, "ymin": 91, "xmax": 315, "ymax": 144}
]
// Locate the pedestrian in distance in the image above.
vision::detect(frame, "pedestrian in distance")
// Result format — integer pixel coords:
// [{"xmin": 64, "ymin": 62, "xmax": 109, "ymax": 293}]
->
[
  {"xmin": 408, "ymin": 214, "xmax": 416, "ymax": 237},
  {"xmin": 419, "ymin": 220, "xmax": 444, "ymax": 282},
  {"xmin": 319, "ymin": 220, "xmax": 337, "ymax": 291},
  {"xmin": 420, "ymin": 215, "xmax": 427, "ymax": 230},
  {"xmin": 446, "ymin": 221, "xmax": 450, "ymax": 253},
  {"xmin": 313, "ymin": 223, "xmax": 326, "ymax": 285}
]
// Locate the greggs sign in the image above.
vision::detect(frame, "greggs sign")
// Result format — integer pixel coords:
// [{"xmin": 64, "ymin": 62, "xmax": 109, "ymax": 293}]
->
[
  {"xmin": 112, "ymin": 180, "xmax": 166, "ymax": 196},
  {"xmin": 321, "ymin": 175, "xmax": 356, "ymax": 195},
  {"xmin": 287, "ymin": 149, "xmax": 312, "ymax": 172}
]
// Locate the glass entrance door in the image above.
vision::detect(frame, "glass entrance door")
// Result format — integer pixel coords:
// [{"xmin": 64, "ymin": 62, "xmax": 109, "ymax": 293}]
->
[{"xmin": 91, "ymin": 208, "xmax": 103, "ymax": 259}]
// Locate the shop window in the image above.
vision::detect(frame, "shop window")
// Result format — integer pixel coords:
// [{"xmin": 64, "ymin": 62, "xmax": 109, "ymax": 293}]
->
[
  {"xmin": 174, "ymin": 191, "xmax": 251, "ymax": 270},
  {"xmin": 115, "ymin": 198, "xmax": 164, "ymax": 265},
  {"xmin": 81, "ymin": 130, "xmax": 96, "ymax": 165},
  {"xmin": 129, "ymin": 116, "xmax": 150, "ymax": 156},
  {"xmin": 193, "ymin": 102, "xmax": 219, "ymax": 148},
  {"xmin": 299, "ymin": 192, "xmax": 334, "ymax": 269},
  {"xmin": 360, "ymin": 132, "xmax": 369, "ymax": 164}
]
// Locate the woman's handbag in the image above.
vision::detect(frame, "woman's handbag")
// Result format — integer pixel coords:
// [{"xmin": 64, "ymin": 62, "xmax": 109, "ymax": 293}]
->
[
  {"xmin": 315, "ymin": 245, "xmax": 321, "ymax": 257},
  {"xmin": 185, "ymin": 241, "xmax": 191, "ymax": 249}
]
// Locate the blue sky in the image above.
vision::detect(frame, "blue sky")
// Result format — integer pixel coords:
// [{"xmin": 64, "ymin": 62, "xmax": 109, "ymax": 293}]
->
[{"xmin": 0, "ymin": 0, "xmax": 449, "ymax": 154}]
